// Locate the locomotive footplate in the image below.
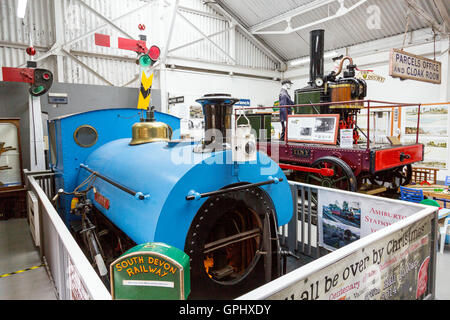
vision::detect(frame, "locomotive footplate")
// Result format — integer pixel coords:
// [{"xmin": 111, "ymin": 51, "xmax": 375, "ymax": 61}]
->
[
  {"xmin": 257, "ymin": 141, "xmax": 424, "ymax": 192},
  {"xmin": 370, "ymin": 143, "xmax": 424, "ymax": 173}
]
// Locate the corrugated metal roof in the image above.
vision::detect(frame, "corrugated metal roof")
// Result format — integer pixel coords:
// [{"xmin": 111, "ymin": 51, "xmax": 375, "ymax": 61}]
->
[
  {"xmin": 217, "ymin": 0, "xmax": 317, "ymax": 28},
  {"xmin": 1, "ymin": 0, "xmax": 281, "ymax": 87},
  {"xmin": 1, "ymin": 0, "xmax": 445, "ymax": 84},
  {"xmin": 218, "ymin": 0, "xmax": 448, "ymax": 61}
]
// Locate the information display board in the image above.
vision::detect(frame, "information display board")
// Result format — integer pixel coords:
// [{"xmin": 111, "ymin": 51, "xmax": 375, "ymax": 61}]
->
[
  {"xmin": 287, "ymin": 114, "xmax": 339, "ymax": 145},
  {"xmin": 269, "ymin": 214, "xmax": 433, "ymax": 300},
  {"xmin": 318, "ymin": 188, "xmax": 419, "ymax": 251}
]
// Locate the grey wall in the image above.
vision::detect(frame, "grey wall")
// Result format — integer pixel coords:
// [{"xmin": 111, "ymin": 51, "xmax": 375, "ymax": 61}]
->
[
  {"xmin": 0, "ymin": 81, "xmax": 161, "ymax": 170},
  {"xmin": 0, "ymin": 82, "xmax": 29, "ymax": 118},
  {"xmin": 41, "ymin": 83, "xmax": 161, "ymax": 120}
]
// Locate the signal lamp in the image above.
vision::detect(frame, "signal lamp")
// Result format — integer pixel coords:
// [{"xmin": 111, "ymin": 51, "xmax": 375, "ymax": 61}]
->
[
  {"xmin": 139, "ymin": 54, "xmax": 152, "ymax": 68},
  {"xmin": 32, "ymin": 85, "xmax": 45, "ymax": 95},
  {"xmin": 148, "ymin": 45, "xmax": 161, "ymax": 61},
  {"xmin": 26, "ymin": 46, "xmax": 36, "ymax": 56}
]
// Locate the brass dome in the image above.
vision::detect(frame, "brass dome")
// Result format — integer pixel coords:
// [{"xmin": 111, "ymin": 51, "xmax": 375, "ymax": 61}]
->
[{"xmin": 129, "ymin": 107, "xmax": 172, "ymax": 145}]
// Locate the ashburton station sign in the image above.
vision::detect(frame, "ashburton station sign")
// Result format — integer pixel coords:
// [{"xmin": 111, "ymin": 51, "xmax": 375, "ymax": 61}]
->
[{"xmin": 389, "ymin": 49, "xmax": 441, "ymax": 84}]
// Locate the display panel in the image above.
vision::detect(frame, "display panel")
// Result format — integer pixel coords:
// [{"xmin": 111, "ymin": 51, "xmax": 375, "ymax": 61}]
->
[{"xmin": 287, "ymin": 114, "xmax": 340, "ymax": 144}]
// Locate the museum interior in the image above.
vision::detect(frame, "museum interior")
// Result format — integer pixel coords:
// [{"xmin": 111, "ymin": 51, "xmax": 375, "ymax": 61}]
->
[{"xmin": 0, "ymin": 0, "xmax": 449, "ymax": 304}]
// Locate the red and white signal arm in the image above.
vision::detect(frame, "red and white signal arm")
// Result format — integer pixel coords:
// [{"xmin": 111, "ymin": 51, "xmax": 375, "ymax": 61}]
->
[
  {"xmin": 94, "ymin": 33, "xmax": 161, "ymax": 61},
  {"xmin": 0, "ymin": 67, "xmax": 53, "ymax": 96},
  {"xmin": 0, "ymin": 67, "xmax": 34, "ymax": 83},
  {"xmin": 95, "ymin": 33, "xmax": 148, "ymax": 54}
]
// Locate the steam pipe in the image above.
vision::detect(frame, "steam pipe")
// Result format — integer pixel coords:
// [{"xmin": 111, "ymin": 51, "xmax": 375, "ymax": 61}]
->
[{"xmin": 333, "ymin": 56, "xmax": 355, "ymax": 77}]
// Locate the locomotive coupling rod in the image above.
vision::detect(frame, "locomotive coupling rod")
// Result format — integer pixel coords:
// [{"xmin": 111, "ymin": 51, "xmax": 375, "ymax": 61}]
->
[
  {"xmin": 186, "ymin": 177, "xmax": 283, "ymax": 201},
  {"xmin": 80, "ymin": 164, "xmax": 149, "ymax": 200},
  {"xmin": 279, "ymin": 163, "xmax": 334, "ymax": 177}
]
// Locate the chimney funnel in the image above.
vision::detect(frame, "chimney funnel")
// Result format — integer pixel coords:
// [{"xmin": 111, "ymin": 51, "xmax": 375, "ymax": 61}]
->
[
  {"xmin": 195, "ymin": 93, "xmax": 239, "ymax": 151},
  {"xmin": 309, "ymin": 29, "xmax": 325, "ymax": 87}
]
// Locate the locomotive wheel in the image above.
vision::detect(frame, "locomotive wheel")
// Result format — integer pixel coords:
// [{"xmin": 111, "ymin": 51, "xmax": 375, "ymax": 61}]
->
[
  {"xmin": 394, "ymin": 164, "xmax": 413, "ymax": 187},
  {"xmin": 306, "ymin": 156, "xmax": 357, "ymax": 192},
  {"xmin": 185, "ymin": 185, "xmax": 280, "ymax": 300},
  {"xmin": 369, "ymin": 164, "xmax": 412, "ymax": 190}
]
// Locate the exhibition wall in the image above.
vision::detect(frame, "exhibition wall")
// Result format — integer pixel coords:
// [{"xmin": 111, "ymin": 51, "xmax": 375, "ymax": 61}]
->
[{"xmin": 0, "ymin": 82, "xmax": 146, "ymax": 170}]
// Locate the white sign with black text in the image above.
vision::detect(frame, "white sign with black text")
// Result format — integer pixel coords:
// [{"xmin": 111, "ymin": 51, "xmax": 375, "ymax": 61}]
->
[{"xmin": 340, "ymin": 129, "xmax": 353, "ymax": 148}]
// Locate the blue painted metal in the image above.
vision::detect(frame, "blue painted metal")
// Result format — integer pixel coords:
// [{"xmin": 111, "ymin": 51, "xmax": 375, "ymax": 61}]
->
[
  {"xmin": 50, "ymin": 107, "xmax": 293, "ymax": 254},
  {"xmin": 445, "ymin": 176, "xmax": 450, "ymax": 186},
  {"xmin": 49, "ymin": 108, "xmax": 181, "ymax": 225},
  {"xmin": 76, "ymin": 140, "xmax": 293, "ymax": 252},
  {"xmin": 399, "ymin": 186, "xmax": 424, "ymax": 203}
]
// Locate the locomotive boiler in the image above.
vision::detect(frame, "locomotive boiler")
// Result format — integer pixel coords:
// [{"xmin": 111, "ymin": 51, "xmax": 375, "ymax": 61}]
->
[{"xmin": 49, "ymin": 95, "xmax": 293, "ymax": 299}]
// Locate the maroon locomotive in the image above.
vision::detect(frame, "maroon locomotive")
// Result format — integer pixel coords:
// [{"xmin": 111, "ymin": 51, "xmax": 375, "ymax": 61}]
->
[{"xmin": 244, "ymin": 30, "xmax": 424, "ymax": 193}]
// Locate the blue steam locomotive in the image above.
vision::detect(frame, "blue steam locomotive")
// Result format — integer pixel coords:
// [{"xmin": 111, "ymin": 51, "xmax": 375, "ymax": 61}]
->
[{"xmin": 48, "ymin": 94, "xmax": 293, "ymax": 299}]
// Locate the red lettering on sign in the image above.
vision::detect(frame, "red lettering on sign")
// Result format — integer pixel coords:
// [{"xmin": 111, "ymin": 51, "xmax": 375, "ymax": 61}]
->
[{"xmin": 95, "ymin": 192, "xmax": 110, "ymax": 210}]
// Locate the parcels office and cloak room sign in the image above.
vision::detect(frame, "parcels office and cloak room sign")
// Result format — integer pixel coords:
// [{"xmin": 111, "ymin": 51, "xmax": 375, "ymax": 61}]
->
[
  {"xmin": 269, "ymin": 214, "xmax": 433, "ymax": 300},
  {"xmin": 389, "ymin": 49, "xmax": 441, "ymax": 84}
]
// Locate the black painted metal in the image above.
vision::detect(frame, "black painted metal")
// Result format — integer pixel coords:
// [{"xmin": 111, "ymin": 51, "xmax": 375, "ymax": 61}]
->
[
  {"xmin": 309, "ymin": 29, "xmax": 325, "ymax": 86},
  {"xmin": 185, "ymin": 178, "xmax": 284, "ymax": 201},
  {"xmin": 79, "ymin": 164, "xmax": 143, "ymax": 199},
  {"xmin": 185, "ymin": 185, "xmax": 279, "ymax": 299},
  {"xmin": 195, "ymin": 93, "xmax": 239, "ymax": 149}
]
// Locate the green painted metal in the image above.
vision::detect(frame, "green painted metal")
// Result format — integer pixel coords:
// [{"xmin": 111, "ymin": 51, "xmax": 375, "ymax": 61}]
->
[
  {"xmin": 110, "ymin": 242, "xmax": 190, "ymax": 300},
  {"xmin": 294, "ymin": 90, "xmax": 321, "ymax": 114},
  {"xmin": 237, "ymin": 113, "xmax": 272, "ymax": 140}
]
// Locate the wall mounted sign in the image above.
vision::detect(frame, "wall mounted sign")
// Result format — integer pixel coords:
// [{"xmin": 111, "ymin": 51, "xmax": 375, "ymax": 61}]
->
[
  {"xmin": 168, "ymin": 96, "xmax": 184, "ymax": 104},
  {"xmin": 389, "ymin": 49, "xmax": 441, "ymax": 84},
  {"xmin": 235, "ymin": 99, "xmax": 251, "ymax": 107}
]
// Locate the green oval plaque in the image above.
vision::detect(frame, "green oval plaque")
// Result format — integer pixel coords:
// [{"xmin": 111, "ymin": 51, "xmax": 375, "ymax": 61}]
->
[{"xmin": 110, "ymin": 242, "xmax": 190, "ymax": 300}]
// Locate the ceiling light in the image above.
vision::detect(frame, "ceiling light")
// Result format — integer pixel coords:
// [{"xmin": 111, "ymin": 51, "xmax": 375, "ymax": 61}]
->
[
  {"xmin": 324, "ymin": 51, "xmax": 339, "ymax": 59},
  {"xmin": 290, "ymin": 57, "xmax": 309, "ymax": 66},
  {"xmin": 17, "ymin": 0, "xmax": 28, "ymax": 19}
]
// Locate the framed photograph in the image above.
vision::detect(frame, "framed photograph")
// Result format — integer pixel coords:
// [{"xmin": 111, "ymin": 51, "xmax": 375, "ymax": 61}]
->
[
  {"xmin": 287, "ymin": 114, "xmax": 340, "ymax": 144},
  {"xmin": 0, "ymin": 119, "xmax": 24, "ymax": 191}
]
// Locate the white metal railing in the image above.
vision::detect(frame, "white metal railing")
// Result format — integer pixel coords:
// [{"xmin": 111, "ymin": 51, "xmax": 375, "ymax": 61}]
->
[
  {"xmin": 238, "ymin": 181, "xmax": 439, "ymax": 300},
  {"xmin": 24, "ymin": 169, "xmax": 439, "ymax": 300},
  {"xmin": 24, "ymin": 170, "xmax": 111, "ymax": 300}
]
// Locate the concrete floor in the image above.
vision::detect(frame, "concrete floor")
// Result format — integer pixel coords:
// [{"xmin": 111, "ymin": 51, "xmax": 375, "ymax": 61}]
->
[
  {"xmin": 436, "ymin": 245, "xmax": 450, "ymax": 300},
  {"xmin": 0, "ymin": 217, "xmax": 449, "ymax": 300},
  {"xmin": 0, "ymin": 218, "xmax": 56, "ymax": 300}
]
